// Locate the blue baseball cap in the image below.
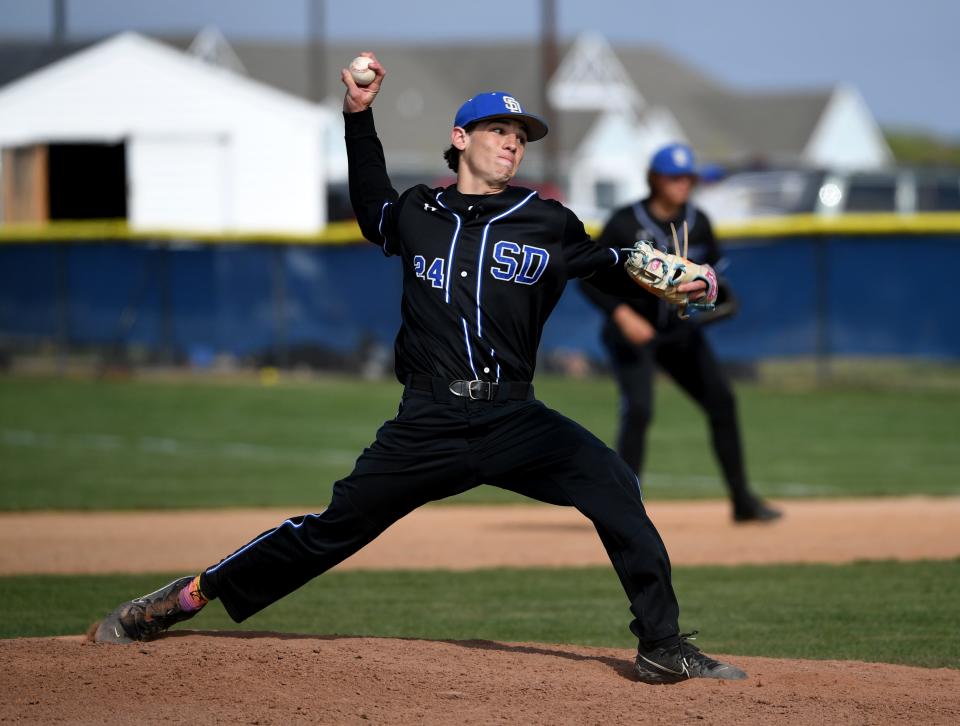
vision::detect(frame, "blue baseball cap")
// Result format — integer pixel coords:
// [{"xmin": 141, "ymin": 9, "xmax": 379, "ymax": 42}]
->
[
  {"xmin": 453, "ymin": 92, "xmax": 549, "ymax": 142},
  {"xmin": 650, "ymin": 143, "xmax": 698, "ymax": 176}
]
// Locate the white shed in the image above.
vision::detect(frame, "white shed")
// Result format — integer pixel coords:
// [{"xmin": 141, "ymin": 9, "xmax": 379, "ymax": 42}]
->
[{"xmin": 0, "ymin": 32, "xmax": 333, "ymax": 234}]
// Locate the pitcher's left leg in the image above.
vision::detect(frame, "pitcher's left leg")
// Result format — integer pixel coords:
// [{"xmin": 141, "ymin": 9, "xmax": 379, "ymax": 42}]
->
[
  {"xmin": 479, "ymin": 400, "xmax": 678, "ymax": 643},
  {"xmin": 478, "ymin": 400, "xmax": 747, "ymax": 682}
]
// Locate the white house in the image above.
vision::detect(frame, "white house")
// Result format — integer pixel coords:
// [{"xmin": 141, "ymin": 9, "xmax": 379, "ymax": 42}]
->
[
  {"xmin": 0, "ymin": 32, "xmax": 334, "ymax": 234},
  {"xmin": 548, "ymin": 34, "xmax": 894, "ymax": 217}
]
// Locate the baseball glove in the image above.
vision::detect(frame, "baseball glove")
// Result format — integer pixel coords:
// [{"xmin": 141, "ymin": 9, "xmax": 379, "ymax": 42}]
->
[
  {"xmin": 624, "ymin": 221, "xmax": 719, "ymax": 319},
  {"xmin": 693, "ymin": 277, "xmax": 739, "ymax": 325}
]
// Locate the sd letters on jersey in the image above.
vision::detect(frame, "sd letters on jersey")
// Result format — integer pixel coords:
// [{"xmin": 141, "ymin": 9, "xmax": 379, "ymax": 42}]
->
[{"xmin": 396, "ymin": 185, "xmax": 560, "ymax": 292}]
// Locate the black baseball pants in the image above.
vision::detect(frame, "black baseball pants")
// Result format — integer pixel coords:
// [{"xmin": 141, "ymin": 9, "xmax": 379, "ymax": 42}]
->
[
  {"xmin": 202, "ymin": 377, "xmax": 680, "ymax": 644},
  {"xmin": 601, "ymin": 320, "xmax": 754, "ymax": 511}
]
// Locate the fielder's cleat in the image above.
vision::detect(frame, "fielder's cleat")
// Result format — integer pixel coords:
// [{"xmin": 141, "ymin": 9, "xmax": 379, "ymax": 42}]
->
[
  {"xmin": 635, "ymin": 631, "xmax": 747, "ymax": 684},
  {"xmin": 733, "ymin": 498, "xmax": 783, "ymax": 523},
  {"xmin": 93, "ymin": 576, "xmax": 199, "ymax": 644}
]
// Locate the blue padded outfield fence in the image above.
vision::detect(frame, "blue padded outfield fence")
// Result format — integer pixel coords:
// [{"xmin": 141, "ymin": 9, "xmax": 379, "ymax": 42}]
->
[{"xmin": 1, "ymin": 215, "xmax": 958, "ymax": 369}]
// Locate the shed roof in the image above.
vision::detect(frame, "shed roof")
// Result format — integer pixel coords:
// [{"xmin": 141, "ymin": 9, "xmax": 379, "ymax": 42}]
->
[{"xmin": 0, "ymin": 33, "xmax": 326, "ymax": 147}]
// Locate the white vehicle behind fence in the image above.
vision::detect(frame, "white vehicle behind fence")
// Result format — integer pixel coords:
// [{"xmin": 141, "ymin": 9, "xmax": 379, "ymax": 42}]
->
[{"xmin": 696, "ymin": 169, "xmax": 960, "ymax": 224}]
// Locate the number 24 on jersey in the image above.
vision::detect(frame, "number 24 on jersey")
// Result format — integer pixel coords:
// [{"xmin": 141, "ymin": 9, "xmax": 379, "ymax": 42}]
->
[{"xmin": 413, "ymin": 242, "xmax": 549, "ymax": 288}]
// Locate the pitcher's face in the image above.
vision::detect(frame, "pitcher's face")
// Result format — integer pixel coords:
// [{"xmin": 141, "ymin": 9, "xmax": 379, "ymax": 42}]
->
[{"xmin": 455, "ymin": 118, "xmax": 528, "ymax": 185}]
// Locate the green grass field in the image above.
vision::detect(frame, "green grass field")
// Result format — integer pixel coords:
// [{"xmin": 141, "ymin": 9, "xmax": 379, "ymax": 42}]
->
[
  {"xmin": 2, "ymin": 560, "xmax": 957, "ymax": 668},
  {"xmin": 1, "ymin": 374, "xmax": 958, "ymax": 510},
  {"xmin": 2, "ymin": 372, "xmax": 958, "ymax": 668}
]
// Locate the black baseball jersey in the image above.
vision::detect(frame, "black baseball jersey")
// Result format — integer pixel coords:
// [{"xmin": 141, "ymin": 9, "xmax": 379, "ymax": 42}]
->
[
  {"xmin": 346, "ymin": 109, "xmax": 645, "ymax": 383},
  {"xmin": 580, "ymin": 199, "xmax": 721, "ymax": 330}
]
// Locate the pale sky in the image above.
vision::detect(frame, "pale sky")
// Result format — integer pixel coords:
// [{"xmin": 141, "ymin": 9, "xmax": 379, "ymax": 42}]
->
[{"xmin": 2, "ymin": 0, "xmax": 958, "ymax": 137}]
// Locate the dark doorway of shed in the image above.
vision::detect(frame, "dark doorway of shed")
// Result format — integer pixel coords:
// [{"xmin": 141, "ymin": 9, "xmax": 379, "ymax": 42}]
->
[{"xmin": 47, "ymin": 143, "xmax": 127, "ymax": 220}]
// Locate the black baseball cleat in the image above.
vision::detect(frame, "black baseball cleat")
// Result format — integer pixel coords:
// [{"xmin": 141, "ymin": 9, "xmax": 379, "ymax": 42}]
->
[
  {"xmin": 634, "ymin": 632, "xmax": 747, "ymax": 684},
  {"xmin": 93, "ymin": 576, "xmax": 199, "ymax": 644},
  {"xmin": 733, "ymin": 498, "xmax": 783, "ymax": 523}
]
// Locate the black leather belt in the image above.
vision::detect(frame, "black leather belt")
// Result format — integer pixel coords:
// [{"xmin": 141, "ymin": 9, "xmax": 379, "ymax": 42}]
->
[{"xmin": 407, "ymin": 374, "xmax": 531, "ymax": 401}]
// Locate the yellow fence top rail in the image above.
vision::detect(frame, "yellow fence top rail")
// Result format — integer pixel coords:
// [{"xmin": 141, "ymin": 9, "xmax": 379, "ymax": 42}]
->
[
  {"xmin": 2, "ymin": 213, "xmax": 960, "ymax": 245},
  {"xmin": 715, "ymin": 212, "xmax": 960, "ymax": 238},
  {"xmin": 0, "ymin": 220, "xmax": 365, "ymax": 245}
]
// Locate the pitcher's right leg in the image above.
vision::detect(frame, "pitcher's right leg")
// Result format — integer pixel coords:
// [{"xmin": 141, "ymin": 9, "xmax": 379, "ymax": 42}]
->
[
  {"xmin": 201, "ymin": 474, "xmax": 410, "ymax": 622},
  {"xmin": 93, "ymin": 387, "xmax": 475, "ymax": 641}
]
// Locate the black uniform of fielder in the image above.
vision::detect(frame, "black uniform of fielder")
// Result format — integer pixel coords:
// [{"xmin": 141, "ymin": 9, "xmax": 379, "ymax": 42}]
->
[
  {"xmin": 93, "ymin": 76, "xmax": 746, "ymax": 682},
  {"xmin": 580, "ymin": 197, "xmax": 776, "ymax": 521}
]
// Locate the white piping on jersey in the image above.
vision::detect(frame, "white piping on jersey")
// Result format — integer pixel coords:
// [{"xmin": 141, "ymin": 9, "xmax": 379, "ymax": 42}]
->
[
  {"xmin": 461, "ymin": 317, "xmax": 479, "ymax": 379},
  {"xmin": 490, "ymin": 348, "xmax": 501, "ymax": 383},
  {"xmin": 205, "ymin": 511, "xmax": 327, "ymax": 574},
  {"xmin": 378, "ymin": 202, "xmax": 394, "ymax": 256},
  {"xmin": 475, "ymin": 190, "xmax": 538, "ymax": 336},
  {"xmin": 434, "ymin": 192, "xmax": 463, "ymax": 304}
]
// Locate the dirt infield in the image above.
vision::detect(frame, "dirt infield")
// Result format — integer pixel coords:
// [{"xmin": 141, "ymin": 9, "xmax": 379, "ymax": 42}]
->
[
  {"xmin": 2, "ymin": 496, "xmax": 958, "ymax": 575},
  {"xmin": 2, "ymin": 634, "xmax": 958, "ymax": 725},
  {"xmin": 3, "ymin": 498, "xmax": 959, "ymax": 723}
]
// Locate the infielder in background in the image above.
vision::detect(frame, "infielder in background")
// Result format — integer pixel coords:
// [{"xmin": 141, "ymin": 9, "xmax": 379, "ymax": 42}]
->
[
  {"xmin": 580, "ymin": 144, "xmax": 781, "ymax": 523},
  {"xmin": 93, "ymin": 53, "xmax": 747, "ymax": 684}
]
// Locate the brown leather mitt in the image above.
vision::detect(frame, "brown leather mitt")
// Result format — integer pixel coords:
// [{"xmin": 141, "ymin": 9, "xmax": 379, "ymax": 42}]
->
[{"xmin": 624, "ymin": 221, "xmax": 719, "ymax": 319}]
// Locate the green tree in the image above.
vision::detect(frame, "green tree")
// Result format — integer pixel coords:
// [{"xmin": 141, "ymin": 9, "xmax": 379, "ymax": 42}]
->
[{"xmin": 884, "ymin": 128, "xmax": 960, "ymax": 166}]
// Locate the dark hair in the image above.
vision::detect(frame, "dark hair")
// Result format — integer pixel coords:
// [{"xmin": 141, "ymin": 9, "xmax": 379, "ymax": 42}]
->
[
  {"xmin": 443, "ymin": 145, "xmax": 460, "ymax": 173},
  {"xmin": 442, "ymin": 121, "xmax": 478, "ymax": 173}
]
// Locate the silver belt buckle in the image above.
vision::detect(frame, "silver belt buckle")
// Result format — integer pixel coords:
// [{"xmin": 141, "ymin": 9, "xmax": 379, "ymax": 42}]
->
[
  {"xmin": 449, "ymin": 379, "xmax": 494, "ymax": 400},
  {"xmin": 468, "ymin": 380, "xmax": 490, "ymax": 400}
]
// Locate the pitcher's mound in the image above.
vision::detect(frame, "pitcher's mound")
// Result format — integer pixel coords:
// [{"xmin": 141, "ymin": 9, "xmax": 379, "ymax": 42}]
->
[{"xmin": 2, "ymin": 633, "xmax": 957, "ymax": 724}]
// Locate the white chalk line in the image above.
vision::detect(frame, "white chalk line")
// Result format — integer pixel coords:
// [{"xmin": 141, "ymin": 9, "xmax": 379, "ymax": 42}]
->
[
  {"xmin": 0, "ymin": 428, "xmax": 865, "ymax": 495},
  {"xmin": 1, "ymin": 428, "xmax": 360, "ymax": 467},
  {"xmin": 641, "ymin": 472, "xmax": 840, "ymax": 496}
]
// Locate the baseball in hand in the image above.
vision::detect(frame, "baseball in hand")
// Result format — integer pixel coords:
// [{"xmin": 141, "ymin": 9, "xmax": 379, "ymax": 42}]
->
[{"xmin": 349, "ymin": 56, "xmax": 376, "ymax": 86}]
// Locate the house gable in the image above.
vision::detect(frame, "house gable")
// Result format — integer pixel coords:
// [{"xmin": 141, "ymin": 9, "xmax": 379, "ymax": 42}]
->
[{"xmin": 804, "ymin": 84, "xmax": 893, "ymax": 170}]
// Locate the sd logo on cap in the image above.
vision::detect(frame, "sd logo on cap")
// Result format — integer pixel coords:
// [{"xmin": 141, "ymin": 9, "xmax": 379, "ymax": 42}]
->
[{"xmin": 453, "ymin": 92, "xmax": 549, "ymax": 142}]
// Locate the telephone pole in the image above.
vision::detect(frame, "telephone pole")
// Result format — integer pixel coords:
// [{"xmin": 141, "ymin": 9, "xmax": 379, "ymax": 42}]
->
[
  {"xmin": 52, "ymin": 0, "xmax": 67, "ymax": 45},
  {"xmin": 540, "ymin": 0, "xmax": 560, "ymax": 194},
  {"xmin": 307, "ymin": 0, "xmax": 326, "ymax": 102}
]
